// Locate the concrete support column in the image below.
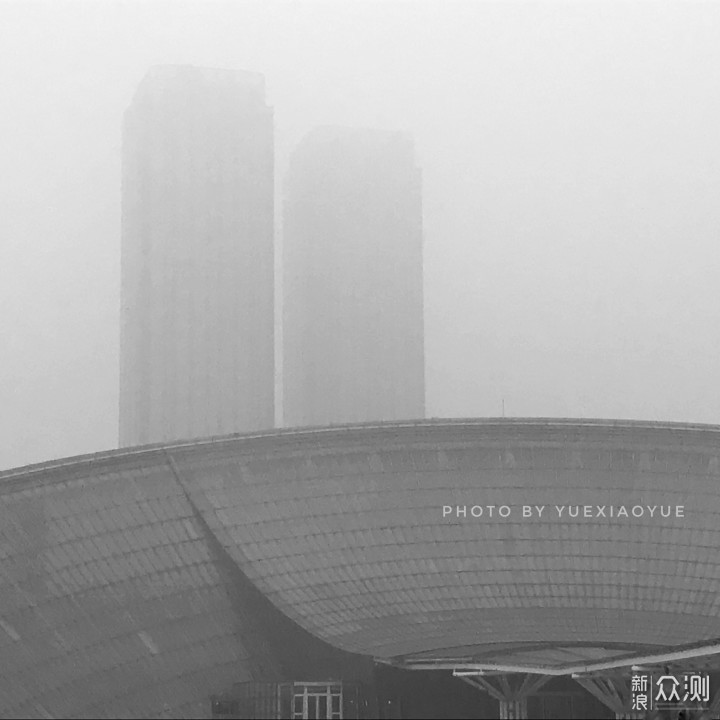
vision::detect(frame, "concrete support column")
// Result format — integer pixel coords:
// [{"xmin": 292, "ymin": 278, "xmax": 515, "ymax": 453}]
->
[
  {"xmin": 458, "ymin": 673, "xmax": 549, "ymax": 720},
  {"xmin": 498, "ymin": 698, "xmax": 527, "ymax": 719}
]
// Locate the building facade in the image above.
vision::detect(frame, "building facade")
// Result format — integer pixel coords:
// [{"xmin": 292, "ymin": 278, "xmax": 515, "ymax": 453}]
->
[
  {"xmin": 120, "ymin": 65, "xmax": 274, "ymax": 446},
  {"xmin": 283, "ymin": 126, "xmax": 425, "ymax": 428}
]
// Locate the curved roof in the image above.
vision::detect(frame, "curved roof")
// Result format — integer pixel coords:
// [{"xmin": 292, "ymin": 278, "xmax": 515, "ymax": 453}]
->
[{"xmin": 2, "ymin": 418, "xmax": 720, "ymax": 716}]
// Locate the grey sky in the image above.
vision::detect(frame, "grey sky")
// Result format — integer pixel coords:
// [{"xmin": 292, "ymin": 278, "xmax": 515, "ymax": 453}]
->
[{"xmin": 2, "ymin": 0, "xmax": 720, "ymax": 470}]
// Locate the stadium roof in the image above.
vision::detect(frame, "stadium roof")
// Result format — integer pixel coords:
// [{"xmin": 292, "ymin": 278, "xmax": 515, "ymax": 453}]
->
[{"xmin": 2, "ymin": 418, "xmax": 720, "ymax": 717}]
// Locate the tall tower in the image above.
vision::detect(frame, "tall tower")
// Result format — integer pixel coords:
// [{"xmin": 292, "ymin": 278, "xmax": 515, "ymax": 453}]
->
[
  {"xmin": 283, "ymin": 126, "xmax": 425, "ymax": 428},
  {"xmin": 120, "ymin": 65, "xmax": 274, "ymax": 446}
]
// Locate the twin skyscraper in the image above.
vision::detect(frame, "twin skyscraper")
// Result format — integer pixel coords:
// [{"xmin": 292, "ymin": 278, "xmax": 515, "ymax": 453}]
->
[{"xmin": 119, "ymin": 65, "xmax": 425, "ymax": 447}]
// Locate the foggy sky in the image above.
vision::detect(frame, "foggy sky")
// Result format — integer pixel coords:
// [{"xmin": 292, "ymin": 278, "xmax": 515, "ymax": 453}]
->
[{"xmin": 2, "ymin": 0, "xmax": 720, "ymax": 470}]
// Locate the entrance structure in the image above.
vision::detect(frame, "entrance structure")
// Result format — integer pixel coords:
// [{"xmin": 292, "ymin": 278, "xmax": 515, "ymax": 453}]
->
[{"xmin": 1, "ymin": 418, "xmax": 720, "ymax": 718}]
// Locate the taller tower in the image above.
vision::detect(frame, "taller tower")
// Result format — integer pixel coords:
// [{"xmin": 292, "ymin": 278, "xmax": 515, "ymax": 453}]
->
[
  {"xmin": 283, "ymin": 126, "xmax": 425, "ymax": 427},
  {"xmin": 120, "ymin": 65, "xmax": 274, "ymax": 446}
]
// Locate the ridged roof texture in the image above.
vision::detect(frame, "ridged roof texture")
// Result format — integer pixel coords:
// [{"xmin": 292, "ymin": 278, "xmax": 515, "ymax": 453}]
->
[{"xmin": 1, "ymin": 419, "xmax": 720, "ymax": 717}]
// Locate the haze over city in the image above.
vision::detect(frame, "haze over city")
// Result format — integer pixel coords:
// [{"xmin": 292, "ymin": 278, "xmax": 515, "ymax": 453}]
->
[{"xmin": 2, "ymin": 0, "xmax": 720, "ymax": 471}]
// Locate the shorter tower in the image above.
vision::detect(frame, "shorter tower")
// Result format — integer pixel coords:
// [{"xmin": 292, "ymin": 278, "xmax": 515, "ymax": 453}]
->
[{"xmin": 283, "ymin": 126, "xmax": 425, "ymax": 427}]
